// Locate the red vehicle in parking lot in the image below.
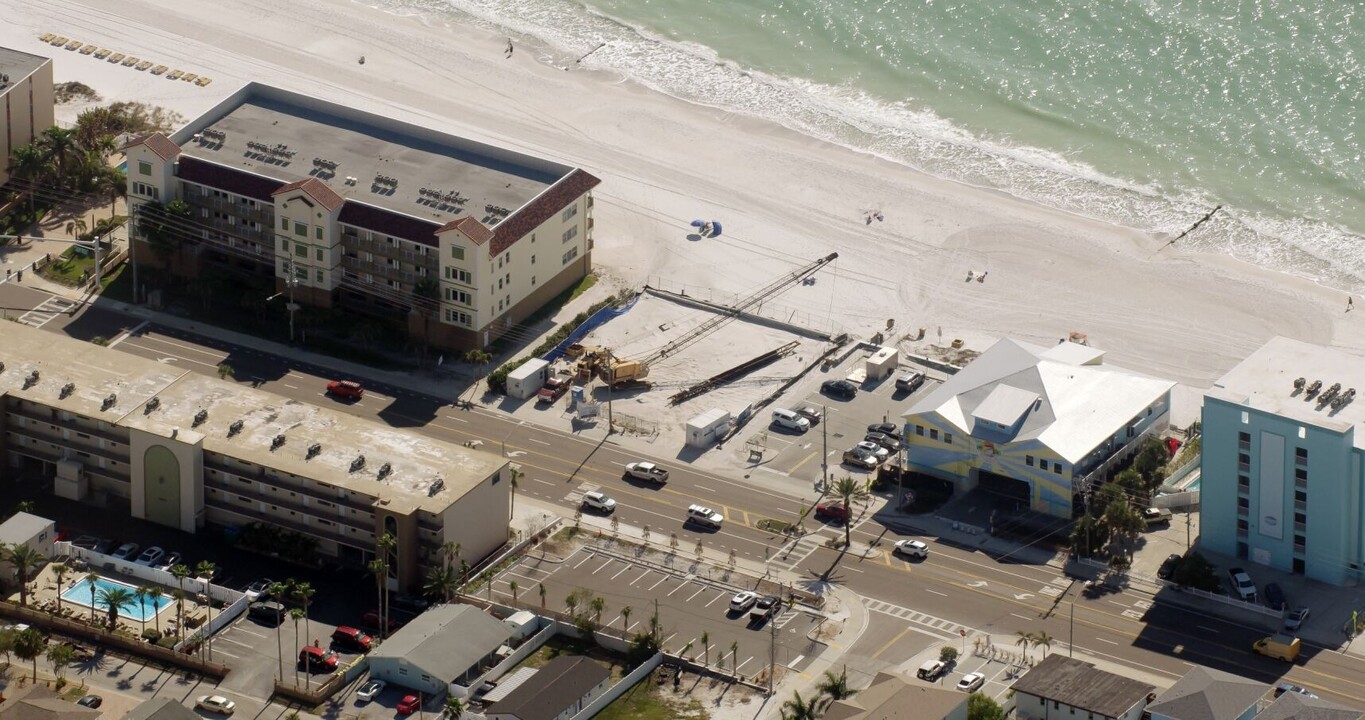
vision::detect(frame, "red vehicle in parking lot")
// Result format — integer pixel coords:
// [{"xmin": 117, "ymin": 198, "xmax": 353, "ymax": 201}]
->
[
  {"xmin": 360, "ymin": 609, "xmax": 402, "ymax": 633},
  {"xmin": 298, "ymin": 645, "xmax": 338, "ymax": 672},
  {"xmin": 397, "ymin": 696, "xmax": 421, "ymax": 715},
  {"xmin": 331, "ymin": 626, "xmax": 372, "ymax": 651},
  {"xmin": 326, "ymin": 380, "xmax": 364, "ymax": 400},
  {"xmin": 815, "ymin": 500, "xmax": 851, "ymax": 523},
  {"xmin": 537, "ymin": 377, "xmax": 570, "ymax": 404}
]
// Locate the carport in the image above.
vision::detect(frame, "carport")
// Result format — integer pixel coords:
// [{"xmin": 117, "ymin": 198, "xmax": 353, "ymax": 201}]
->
[{"xmin": 974, "ymin": 469, "xmax": 1031, "ymax": 510}]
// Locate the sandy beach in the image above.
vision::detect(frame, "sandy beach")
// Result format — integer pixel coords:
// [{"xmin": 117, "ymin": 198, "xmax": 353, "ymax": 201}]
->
[{"xmin": 4, "ymin": 0, "xmax": 1355, "ymax": 388}]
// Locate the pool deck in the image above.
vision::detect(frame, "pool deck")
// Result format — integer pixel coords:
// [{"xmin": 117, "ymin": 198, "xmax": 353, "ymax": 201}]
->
[{"xmin": 11, "ymin": 556, "xmax": 214, "ymax": 639}]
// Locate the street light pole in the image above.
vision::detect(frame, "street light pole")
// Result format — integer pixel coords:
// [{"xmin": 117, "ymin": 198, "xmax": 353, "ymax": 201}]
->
[{"xmin": 1069, "ymin": 581, "xmax": 1079, "ymax": 658}]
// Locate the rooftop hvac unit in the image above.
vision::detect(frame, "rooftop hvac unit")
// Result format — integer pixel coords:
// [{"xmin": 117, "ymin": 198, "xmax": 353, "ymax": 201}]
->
[
  {"xmin": 1332, "ymin": 388, "xmax": 1357, "ymax": 410},
  {"xmin": 193, "ymin": 409, "xmax": 208, "ymax": 427},
  {"xmin": 145, "ymin": 397, "xmax": 160, "ymax": 413},
  {"xmin": 1293, "ymin": 377, "xmax": 1306, "ymax": 391},
  {"xmin": 350, "ymin": 455, "xmax": 366, "ymax": 473},
  {"xmin": 377, "ymin": 462, "xmax": 392, "ymax": 481},
  {"xmin": 307, "ymin": 442, "xmax": 322, "ymax": 459},
  {"xmin": 228, "ymin": 419, "xmax": 244, "ymax": 436},
  {"xmin": 60, "ymin": 383, "xmax": 75, "ymax": 399},
  {"xmin": 101, "ymin": 393, "xmax": 117, "ymax": 411},
  {"xmin": 270, "ymin": 434, "xmax": 286, "ymax": 450},
  {"xmin": 24, "ymin": 369, "xmax": 39, "ymax": 389},
  {"xmin": 1322, "ymin": 383, "xmax": 1342, "ymax": 404},
  {"xmin": 1305, "ymin": 380, "xmax": 1322, "ymax": 397},
  {"xmin": 428, "ymin": 478, "xmax": 444, "ymax": 496}
]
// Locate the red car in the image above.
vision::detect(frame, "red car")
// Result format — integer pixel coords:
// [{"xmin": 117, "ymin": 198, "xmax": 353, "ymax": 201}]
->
[
  {"xmin": 298, "ymin": 645, "xmax": 338, "ymax": 672},
  {"xmin": 360, "ymin": 610, "xmax": 401, "ymax": 633},
  {"xmin": 331, "ymin": 626, "xmax": 372, "ymax": 651},
  {"xmin": 326, "ymin": 380, "xmax": 364, "ymax": 400},
  {"xmin": 397, "ymin": 695, "xmax": 421, "ymax": 715},
  {"xmin": 815, "ymin": 500, "xmax": 851, "ymax": 523}
]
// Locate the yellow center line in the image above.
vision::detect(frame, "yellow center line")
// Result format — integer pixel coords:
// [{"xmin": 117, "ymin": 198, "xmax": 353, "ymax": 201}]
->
[{"xmin": 870, "ymin": 625, "xmax": 915, "ymax": 660}]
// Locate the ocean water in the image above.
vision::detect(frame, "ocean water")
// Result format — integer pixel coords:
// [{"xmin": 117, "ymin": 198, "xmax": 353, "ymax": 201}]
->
[{"xmin": 379, "ymin": 0, "xmax": 1365, "ymax": 291}]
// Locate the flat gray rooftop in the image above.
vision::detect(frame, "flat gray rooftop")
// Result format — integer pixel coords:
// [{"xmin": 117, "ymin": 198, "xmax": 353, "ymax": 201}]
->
[
  {"xmin": 179, "ymin": 95, "xmax": 563, "ymax": 226},
  {"xmin": 0, "ymin": 46, "xmax": 50, "ymax": 90},
  {"xmin": 1209, "ymin": 336, "xmax": 1365, "ymax": 446},
  {"xmin": 0, "ymin": 323, "xmax": 504, "ymax": 515}
]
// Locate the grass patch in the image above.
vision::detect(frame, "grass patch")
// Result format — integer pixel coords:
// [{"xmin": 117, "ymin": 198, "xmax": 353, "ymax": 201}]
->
[
  {"xmin": 756, "ymin": 519, "xmax": 792, "ymax": 534},
  {"xmin": 595, "ymin": 678, "xmax": 707, "ymax": 720},
  {"xmin": 567, "ymin": 273, "xmax": 598, "ymax": 302},
  {"xmin": 37, "ymin": 247, "xmax": 97, "ymax": 287}
]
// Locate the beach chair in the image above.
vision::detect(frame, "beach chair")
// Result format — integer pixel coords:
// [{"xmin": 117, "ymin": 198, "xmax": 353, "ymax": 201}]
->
[
  {"xmin": 80, "ymin": 44, "xmax": 97, "ymax": 54},
  {"xmin": 39, "ymin": 33, "xmax": 55, "ymax": 42},
  {"xmin": 136, "ymin": 61, "xmax": 152, "ymax": 71},
  {"xmin": 167, "ymin": 70, "xmax": 183, "ymax": 80},
  {"xmin": 182, "ymin": 73, "xmax": 198, "ymax": 83},
  {"xmin": 52, "ymin": 36, "xmax": 68, "ymax": 46},
  {"xmin": 65, "ymin": 40, "xmax": 81, "ymax": 50},
  {"xmin": 196, "ymin": 77, "xmax": 212, "ymax": 87},
  {"xmin": 123, "ymin": 56, "xmax": 139, "ymax": 66},
  {"xmin": 95, "ymin": 49, "xmax": 111, "ymax": 59},
  {"xmin": 151, "ymin": 65, "xmax": 168, "ymax": 75},
  {"xmin": 109, "ymin": 53, "xmax": 125, "ymax": 63}
]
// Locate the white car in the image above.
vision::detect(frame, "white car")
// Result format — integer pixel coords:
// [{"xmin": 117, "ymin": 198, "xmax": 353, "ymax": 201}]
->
[
  {"xmin": 356, "ymin": 679, "xmax": 386, "ymax": 703},
  {"xmin": 893, "ymin": 539, "xmax": 929, "ymax": 559},
  {"xmin": 581, "ymin": 491, "xmax": 617, "ymax": 514},
  {"xmin": 195, "ymin": 695, "xmax": 236, "ymax": 715},
  {"xmin": 956, "ymin": 672, "xmax": 985, "ymax": 692},
  {"xmin": 135, "ymin": 546, "xmax": 165, "ymax": 566},
  {"xmin": 624, "ymin": 461, "xmax": 669, "ymax": 483},
  {"xmin": 729, "ymin": 591, "xmax": 760, "ymax": 613},
  {"xmin": 687, "ymin": 504, "xmax": 724, "ymax": 528},
  {"xmin": 853, "ymin": 441, "xmax": 890, "ymax": 461},
  {"xmin": 153, "ymin": 551, "xmax": 181, "ymax": 571}
]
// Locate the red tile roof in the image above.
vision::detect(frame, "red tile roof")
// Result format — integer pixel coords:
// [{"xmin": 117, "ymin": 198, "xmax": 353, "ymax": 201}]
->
[
  {"xmin": 436, "ymin": 216, "xmax": 494, "ymax": 245},
  {"xmin": 123, "ymin": 132, "xmax": 182, "ymax": 162},
  {"xmin": 337, "ymin": 202, "xmax": 442, "ymax": 247},
  {"xmin": 177, "ymin": 156, "xmax": 280, "ymax": 202},
  {"xmin": 273, "ymin": 177, "xmax": 345, "ymax": 212},
  {"xmin": 491, "ymin": 169, "xmax": 601, "ymax": 256}
]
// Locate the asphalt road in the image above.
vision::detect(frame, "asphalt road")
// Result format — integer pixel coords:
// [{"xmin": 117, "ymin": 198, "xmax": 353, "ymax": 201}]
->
[{"xmin": 15, "ymin": 290, "xmax": 1365, "ymax": 709}]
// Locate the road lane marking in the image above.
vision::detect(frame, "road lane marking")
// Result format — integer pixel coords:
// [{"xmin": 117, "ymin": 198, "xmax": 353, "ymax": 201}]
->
[
  {"xmin": 529, "ymin": 438, "xmax": 552, "ymax": 446},
  {"xmin": 1010, "ymin": 613, "xmax": 1031, "ymax": 621},
  {"xmin": 869, "ymin": 625, "xmax": 914, "ymax": 660},
  {"xmin": 1197, "ymin": 625, "xmax": 1217, "ymax": 632},
  {"xmin": 926, "ymin": 589, "xmax": 947, "ymax": 597},
  {"xmin": 695, "ymin": 485, "xmax": 716, "ymax": 493},
  {"xmin": 788, "ymin": 654, "xmax": 805, "ymax": 668},
  {"xmin": 1096, "ymin": 638, "xmax": 1118, "ymax": 645}
]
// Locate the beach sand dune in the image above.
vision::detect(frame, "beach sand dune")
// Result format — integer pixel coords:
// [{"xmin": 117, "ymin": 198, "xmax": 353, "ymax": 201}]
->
[{"xmin": 4, "ymin": 0, "xmax": 1351, "ymax": 386}]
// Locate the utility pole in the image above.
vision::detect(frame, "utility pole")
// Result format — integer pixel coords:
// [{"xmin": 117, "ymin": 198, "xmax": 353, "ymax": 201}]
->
[
  {"xmin": 1069, "ymin": 581, "xmax": 1078, "ymax": 658},
  {"xmin": 605, "ymin": 348, "xmax": 614, "ymax": 435},
  {"xmin": 768, "ymin": 600, "xmax": 778, "ymax": 696},
  {"xmin": 820, "ymin": 404, "xmax": 828, "ymax": 493},
  {"xmin": 129, "ymin": 204, "xmax": 141, "ymax": 304},
  {"xmin": 898, "ymin": 421, "xmax": 908, "ymax": 512},
  {"xmin": 1185, "ymin": 510, "xmax": 1191, "ymax": 551}
]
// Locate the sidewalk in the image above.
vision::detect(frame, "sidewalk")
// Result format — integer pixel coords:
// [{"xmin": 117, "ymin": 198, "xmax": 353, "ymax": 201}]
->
[{"xmin": 874, "ymin": 504, "xmax": 1067, "ymax": 569}]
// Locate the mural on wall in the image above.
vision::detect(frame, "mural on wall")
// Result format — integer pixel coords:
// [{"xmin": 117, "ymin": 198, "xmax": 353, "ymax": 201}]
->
[{"xmin": 143, "ymin": 444, "xmax": 182, "ymax": 528}]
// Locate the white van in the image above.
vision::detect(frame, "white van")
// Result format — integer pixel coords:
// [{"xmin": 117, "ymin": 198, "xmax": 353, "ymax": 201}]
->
[{"xmin": 772, "ymin": 408, "xmax": 810, "ymax": 432}]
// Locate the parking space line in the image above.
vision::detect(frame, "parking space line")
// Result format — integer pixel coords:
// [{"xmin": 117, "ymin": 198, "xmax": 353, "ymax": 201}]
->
[
  {"xmin": 504, "ymin": 570, "xmax": 548, "ymax": 584},
  {"xmin": 572, "ymin": 553, "xmax": 593, "ymax": 569},
  {"xmin": 211, "ymin": 648, "xmax": 241, "ymax": 659},
  {"xmin": 592, "ymin": 560, "xmax": 614, "ymax": 575},
  {"xmin": 705, "ymin": 592, "xmax": 726, "ymax": 608},
  {"xmin": 736, "ymin": 657, "xmax": 755, "ymax": 672},
  {"xmin": 233, "ymin": 627, "xmax": 266, "ymax": 639},
  {"xmin": 662, "ymin": 633, "xmax": 677, "ymax": 647},
  {"xmin": 648, "ymin": 576, "xmax": 669, "ymax": 591},
  {"xmin": 686, "ymin": 586, "xmax": 707, "ymax": 602},
  {"xmin": 215, "ymin": 636, "xmax": 254, "ymax": 649},
  {"xmin": 630, "ymin": 570, "xmax": 652, "ymax": 586},
  {"xmin": 667, "ymin": 581, "xmax": 689, "ymax": 596},
  {"xmin": 610, "ymin": 565, "xmax": 632, "ymax": 581}
]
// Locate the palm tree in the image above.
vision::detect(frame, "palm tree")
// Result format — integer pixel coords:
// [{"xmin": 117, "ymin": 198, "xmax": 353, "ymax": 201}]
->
[
  {"xmin": 509, "ymin": 466, "xmax": 523, "ymax": 519},
  {"xmin": 538, "ymin": 583, "xmax": 546, "ymax": 608},
  {"xmin": 171, "ymin": 589, "xmax": 186, "ymax": 639},
  {"xmin": 376, "ymin": 533, "xmax": 397, "ymax": 634},
  {"xmin": 700, "ymin": 631, "xmax": 709, "ymax": 667},
  {"xmin": 590, "ymin": 596, "xmax": 606, "ymax": 625},
  {"xmin": 84, "ymin": 572, "xmax": 100, "ymax": 624},
  {"xmin": 509, "ymin": 580, "xmax": 519, "ymax": 605},
  {"xmin": 443, "ymin": 696, "xmax": 464, "ymax": 720},
  {"xmin": 13, "ymin": 627, "xmax": 45, "ymax": 682},
  {"xmin": 368, "ymin": 560, "xmax": 388, "ymax": 638},
  {"xmin": 289, "ymin": 608, "xmax": 306, "ymax": 687},
  {"xmin": 9, "ymin": 144, "xmax": 47, "ymax": 214},
  {"xmin": 65, "ymin": 217, "xmax": 88, "ymax": 241},
  {"xmin": 463, "ymin": 349, "xmax": 493, "ymax": 401},
  {"xmin": 830, "ymin": 476, "xmax": 870, "ymax": 548},
  {"xmin": 564, "ymin": 591, "xmax": 581, "ymax": 618},
  {"xmin": 1032, "ymin": 630, "xmax": 1055, "ymax": 659},
  {"xmin": 1015, "ymin": 630, "xmax": 1036, "ymax": 662},
  {"xmin": 196, "ymin": 561, "xmax": 217, "ymax": 661},
  {"xmin": 133, "ymin": 586, "xmax": 151, "ymax": 636},
  {"xmin": 816, "ymin": 665, "xmax": 857, "ymax": 707},
  {"xmin": 170, "ymin": 564, "xmax": 190, "ymax": 637},
  {"xmin": 292, "ymin": 581, "xmax": 315, "ymax": 671},
  {"xmin": 424, "ymin": 564, "xmax": 458, "ymax": 603},
  {"xmin": 620, "ymin": 606, "xmax": 632, "ymax": 635},
  {"xmin": 101, "ymin": 166, "xmax": 127, "ymax": 221},
  {"xmin": 267, "ymin": 581, "xmax": 289, "ymax": 681},
  {"xmin": 780, "ymin": 690, "xmax": 820, "ymax": 720},
  {"xmin": 46, "ymin": 643, "xmax": 74, "ymax": 681},
  {"xmin": 39, "ymin": 126, "xmax": 82, "ymax": 184},
  {"xmin": 51, "ymin": 563, "xmax": 68, "ymax": 614},
  {"xmin": 97, "ymin": 586, "xmax": 135, "ymax": 631},
  {"xmin": 4, "ymin": 543, "xmax": 45, "ymax": 607}
]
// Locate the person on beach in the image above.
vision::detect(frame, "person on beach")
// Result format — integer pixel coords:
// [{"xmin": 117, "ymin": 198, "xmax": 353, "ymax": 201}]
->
[
  {"xmin": 506, "ymin": 39, "xmax": 514, "ymax": 58},
  {"xmin": 1349, "ymin": 296, "xmax": 1354, "ymax": 312}
]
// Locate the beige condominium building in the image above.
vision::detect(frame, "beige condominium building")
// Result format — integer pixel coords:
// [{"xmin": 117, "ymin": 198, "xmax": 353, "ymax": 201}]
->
[
  {"xmin": 124, "ymin": 82, "xmax": 600, "ymax": 351},
  {"xmin": 0, "ymin": 323, "xmax": 511, "ymax": 592},
  {"xmin": 0, "ymin": 46, "xmax": 55, "ymax": 188}
]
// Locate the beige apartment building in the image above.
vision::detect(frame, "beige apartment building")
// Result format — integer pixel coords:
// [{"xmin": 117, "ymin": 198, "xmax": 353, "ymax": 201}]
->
[
  {"xmin": 124, "ymin": 82, "xmax": 600, "ymax": 351},
  {"xmin": 0, "ymin": 47, "xmax": 55, "ymax": 188},
  {"xmin": 0, "ymin": 323, "xmax": 510, "ymax": 592}
]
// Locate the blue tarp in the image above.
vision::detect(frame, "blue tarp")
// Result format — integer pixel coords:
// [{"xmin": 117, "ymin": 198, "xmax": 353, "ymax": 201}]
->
[{"xmin": 543, "ymin": 293, "xmax": 641, "ymax": 362}]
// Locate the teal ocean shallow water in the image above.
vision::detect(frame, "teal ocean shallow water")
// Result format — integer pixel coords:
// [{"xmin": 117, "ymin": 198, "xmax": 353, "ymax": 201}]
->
[{"xmin": 382, "ymin": 0, "xmax": 1365, "ymax": 290}]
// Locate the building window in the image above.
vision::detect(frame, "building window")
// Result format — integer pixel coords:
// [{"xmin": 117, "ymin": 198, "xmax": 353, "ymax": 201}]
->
[
  {"xmin": 1237, "ymin": 496, "xmax": 1249, "ymax": 510},
  {"xmin": 562, "ymin": 205, "xmax": 579, "ymax": 222},
  {"xmin": 1040, "ymin": 459, "xmax": 1049, "ymax": 470},
  {"xmin": 562, "ymin": 247, "xmax": 579, "ymax": 264},
  {"xmin": 445, "ymin": 288, "xmax": 471, "ymax": 305},
  {"xmin": 295, "ymin": 265, "xmax": 307, "ymax": 280},
  {"xmin": 444, "ymin": 309, "xmax": 471, "ymax": 326},
  {"xmin": 138, "ymin": 161, "xmax": 152, "ymax": 176},
  {"xmin": 315, "ymin": 269, "xmax": 324, "ymax": 282},
  {"xmin": 1026, "ymin": 455, "xmax": 1034, "ymax": 466},
  {"xmin": 1238, "ymin": 431, "xmax": 1250, "ymax": 442},
  {"xmin": 929, "ymin": 429, "xmax": 938, "ymax": 440},
  {"xmin": 916, "ymin": 425, "xmax": 924, "ymax": 436},
  {"xmin": 1237, "ymin": 519, "xmax": 1249, "ymax": 532},
  {"xmin": 315, "ymin": 248, "xmax": 323, "ymax": 261},
  {"xmin": 1238, "ymin": 474, "xmax": 1250, "ymax": 491},
  {"xmin": 314, "ymin": 227, "xmax": 323, "ymax": 240},
  {"xmin": 1238, "ymin": 453, "xmax": 1250, "ymax": 466},
  {"xmin": 531, "ymin": 276, "xmax": 536, "ymax": 286},
  {"xmin": 1295, "ymin": 447, "xmax": 1308, "ymax": 465},
  {"xmin": 445, "ymin": 267, "xmax": 472, "ymax": 284},
  {"xmin": 294, "ymin": 221, "xmax": 307, "ymax": 237},
  {"xmin": 1053, "ymin": 464, "xmax": 1062, "ymax": 474},
  {"xmin": 451, "ymin": 245, "xmax": 464, "ymax": 260},
  {"xmin": 497, "ymin": 256, "xmax": 503, "ymax": 269},
  {"xmin": 497, "ymin": 278, "xmax": 503, "ymax": 290},
  {"xmin": 295, "ymin": 244, "xmax": 307, "ymax": 258},
  {"xmin": 1295, "ymin": 490, "xmax": 1307, "ymax": 502},
  {"xmin": 281, "ymin": 239, "xmax": 289, "ymax": 252},
  {"xmin": 281, "ymin": 217, "xmax": 289, "ymax": 230},
  {"xmin": 562, "ymin": 226, "xmax": 579, "ymax": 243},
  {"xmin": 531, "ymin": 254, "xmax": 536, "ymax": 265},
  {"xmin": 943, "ymin": 433, "xmax": 952, "ymax": 444}
]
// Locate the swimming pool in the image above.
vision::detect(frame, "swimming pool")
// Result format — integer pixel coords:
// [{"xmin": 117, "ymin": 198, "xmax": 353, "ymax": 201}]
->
[{"xmin": 60, "ymin": 576, "xmax": 170, "ymax": 622}]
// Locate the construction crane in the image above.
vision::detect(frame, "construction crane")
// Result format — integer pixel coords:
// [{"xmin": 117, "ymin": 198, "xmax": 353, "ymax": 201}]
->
[{"xmin": 576, "ymin": 251, "xmax": 839, "ymax": 386}]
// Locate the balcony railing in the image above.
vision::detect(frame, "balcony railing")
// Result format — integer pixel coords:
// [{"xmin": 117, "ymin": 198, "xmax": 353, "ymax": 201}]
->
[
  {"xmin": 207, "ymin": 500, "xmax": 369, "ymax": 549},
  {"xmin": 203, "ymin": 458, "xmax": 375, "ymax": 513}
]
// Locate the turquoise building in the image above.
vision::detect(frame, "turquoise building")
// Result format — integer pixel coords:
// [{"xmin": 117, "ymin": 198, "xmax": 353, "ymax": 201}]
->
[
  {"xmin": 902, "ymin": 339, "xmax": 1174, "ymax": 519},
  {"xmin": 1202, "ymin": 336, "xmax": 1365, "ymax": 585}
]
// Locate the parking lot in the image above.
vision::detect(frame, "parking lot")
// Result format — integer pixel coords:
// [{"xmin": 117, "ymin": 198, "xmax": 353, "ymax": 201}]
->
[
  {"xmin": 210, "ymin": 609, "xmax": 363, "ymax": 697},
  {"xmin": 754, "ymin": 365, "xmax": 939, "ymax": 484},
  {"xmin": 490, "ymin": 546, "xmax": 825, "ymax": 674}
]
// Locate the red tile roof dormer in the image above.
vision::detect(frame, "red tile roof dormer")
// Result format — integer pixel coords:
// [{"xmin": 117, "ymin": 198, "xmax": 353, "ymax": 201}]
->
[
  {"xmin": 123, "ymin": 132, "xmax": 182, "ymax": 162},
  {"xmin": 272, "ymin": 177, "xmax": 345, "ymax": 213},
  {"xmin": 436, "ymin": 216, "xmax": 494, "ymax": 246}
]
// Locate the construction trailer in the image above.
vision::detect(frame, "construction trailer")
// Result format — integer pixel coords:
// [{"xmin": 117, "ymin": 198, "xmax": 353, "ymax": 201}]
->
[{"xmin": 506, "ymin": 358, "xmax": 550, "ymax": 399}]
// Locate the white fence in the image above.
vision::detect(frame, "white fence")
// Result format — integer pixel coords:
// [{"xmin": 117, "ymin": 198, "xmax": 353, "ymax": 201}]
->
[
  {"xmin": 180, "ymin": 595, "xmax": 249, "ymax": 653},
  {"xmin": 60, "ymin": 543, "xmax": 247, "ymax": 605},
  {"xmin": 568, "ymin": 652, "xmax": 663, "ymax": 720},
  {"xmin": 1153, "ymin": 490, "xmax": 1199, "ymax": 510}
]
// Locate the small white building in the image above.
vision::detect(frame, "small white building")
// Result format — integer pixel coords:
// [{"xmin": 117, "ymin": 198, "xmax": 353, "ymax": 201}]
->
[
  {"xmin": 865, "ymin": 346, "xmax": 898, "ymax": 381},
  {"xmin": 486, "ymin": 656, "xmax": 610, "ymax": 720},
  {"xmin": 0, "ymin": 512, "xmax": 55, "ymax": 585},
  {"xmin": 685, "ymin": 408, "xmax": 731, "ymax": 448},
  {"xmin": 506, "ymin": 359, "xmax": 550, "ymax": 399},
  {"xmin": 1011, "ymin": 655, "xmax": 1154, "ymax": 720},
  {"xmin": 367, "ymin": 604, "xmax": 516, "ymax": 697}
]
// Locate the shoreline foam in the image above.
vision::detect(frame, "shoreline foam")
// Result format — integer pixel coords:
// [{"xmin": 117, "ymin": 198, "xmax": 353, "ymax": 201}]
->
[{"xmin": 4, "ymin": 0, "xmax": 1360, "ymax": 388}]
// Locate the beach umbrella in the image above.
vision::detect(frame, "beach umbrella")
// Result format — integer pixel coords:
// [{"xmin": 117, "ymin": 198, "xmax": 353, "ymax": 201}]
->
[
  {"xmin": 709, "ymin": 221, "xmax": 723, "ymax": 237},
  {"xmin": 690, "ymin": 219, "xmax": 705, "ymax": 228}
]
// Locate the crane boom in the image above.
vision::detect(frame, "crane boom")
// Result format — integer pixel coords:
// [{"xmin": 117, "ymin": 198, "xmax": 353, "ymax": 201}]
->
[{"xmin": 631, "ymin": 251, "xmax": 838, "ymax": 368}]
